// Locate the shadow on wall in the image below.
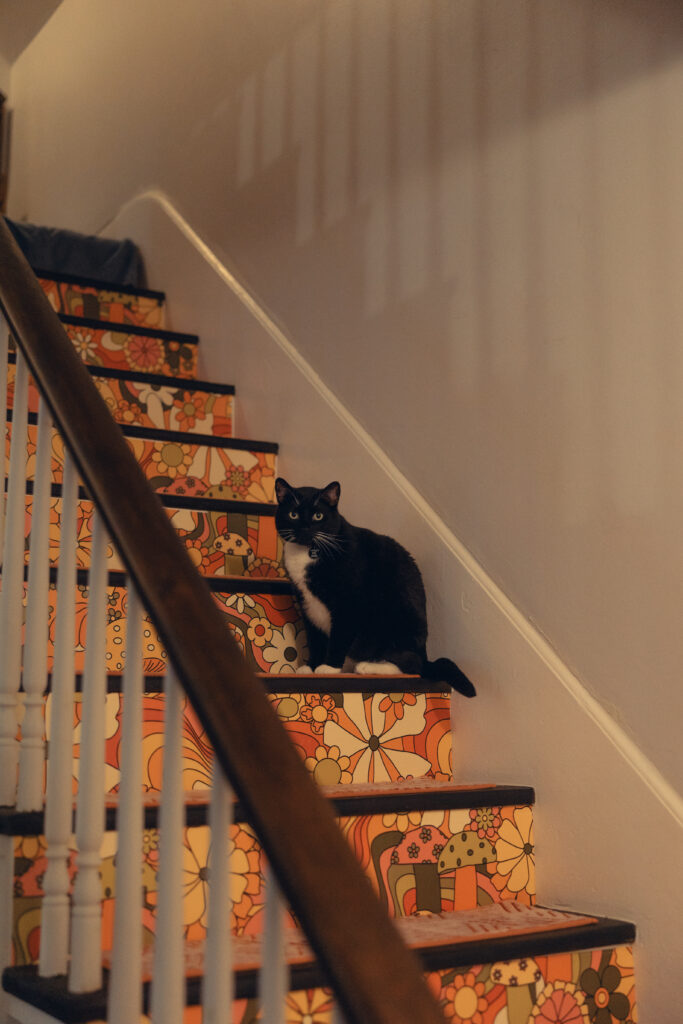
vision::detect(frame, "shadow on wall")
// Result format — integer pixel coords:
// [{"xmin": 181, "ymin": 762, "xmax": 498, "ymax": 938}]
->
[{"xmin": 200, "ymin": 0, "xmax": 683, "ymax": 792}]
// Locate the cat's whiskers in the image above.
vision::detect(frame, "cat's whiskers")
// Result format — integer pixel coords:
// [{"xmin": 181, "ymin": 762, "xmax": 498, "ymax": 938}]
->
[{"xmin": 314, "ymin": 532, "xmax": 345, "ymax": 556}]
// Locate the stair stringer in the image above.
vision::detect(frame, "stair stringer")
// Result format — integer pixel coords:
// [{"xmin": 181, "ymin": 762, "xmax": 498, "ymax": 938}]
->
[{"xmin": 101, "ymin": 190, "xmax": 680, "ymax": 1021}]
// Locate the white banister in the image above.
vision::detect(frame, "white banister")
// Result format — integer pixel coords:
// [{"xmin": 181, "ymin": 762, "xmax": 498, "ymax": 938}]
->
[
  {"xmin": 40, "ymin": 448, "xmax": 78, "ymax": 978},
  {"xmin": 18, "ymin": 398, "xmax": 54, "ymax": 812},
  {"xmin": 0, "ymin": 347, "xmax": 29, "ymax": 806},
  {"xmin": 69, "ymin": 510, "xmax": 108, "ymax": 993},
  {"xmin": 261, "ymin": 865, "xmax": 288, "ymax": 1024},
  {"xmin": 108, "ymin": 584, "xmax": 144, "ymax": 1024},
  {"xmin": 203, "ymin": 766, "xmax": 234, "ymax": 1024},
  {"xmin": 150, "ymin": 666, "xmax": 185, "ymax": 1024},
  {"xmin": 0, "ymin": 317, "xmax": 9, "ymax": 559}
]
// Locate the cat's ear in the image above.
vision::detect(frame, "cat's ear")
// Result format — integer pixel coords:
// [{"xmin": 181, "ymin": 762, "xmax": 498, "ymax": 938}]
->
[
  {"xmin": 275, "ymin": 478, "xmax": 294, "ymax": 504},
  {"xmin": 320, "ymin": 481, "xmax": 341, "ymax": 508}
]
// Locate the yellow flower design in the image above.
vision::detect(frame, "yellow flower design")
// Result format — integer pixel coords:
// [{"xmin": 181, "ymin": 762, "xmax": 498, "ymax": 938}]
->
[
  {"xmin": 284, "ymin": 988, "xmax": 335, "ymax": 1023},
  {"xmin": 151, "ymin": 442, "xmax": 193, "ymax": 479},
  {"xmin": 304, "ymin": 744, "xmax": 352, "ymax": 786},
  {"xmin": 495, "ymin": 806, "xmax": 535, "ymax": 895}
]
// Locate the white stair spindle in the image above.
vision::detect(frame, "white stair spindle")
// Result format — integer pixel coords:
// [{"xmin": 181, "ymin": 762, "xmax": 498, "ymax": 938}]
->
[
  {"xmin": 203, "ymin": 765, "xmax": 234, "ymax": 1024},
  {"xmin": 0, "ymin": 316, "xmax": 9, "ymax": 557},
  {"xmin": 0, "ymin": 348, "xmax": 29, "ymax": 806},
  {"xmin": 108, "ymin": 584, "xmax": 144, "ymax": 1024},
  {"xmin": 69, "ymin": 509, "xmax": 108, "ymax": 993},
  {"xmin": 18, "ymin": 398, "xmax": 54, "ymax": 811},
  {"xmin": 150, "ymin": 666, "xmax": 185, "ymax": 1024},
  {"xmin": 261, "ymin": 865, "xmax": 288, "ymax": 1024},
  {"xmin": 331, "ymin": 1003, "xmax": 347, "ymax": 1024},
  {"xmin": 40, "ymin": 448, "xmax": 78, "ymax": 978}
]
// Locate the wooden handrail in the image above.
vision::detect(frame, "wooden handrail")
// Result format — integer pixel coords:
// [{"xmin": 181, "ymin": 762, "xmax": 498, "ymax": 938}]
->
[{"xmin": 0, "ymin": 218, "xmax": 444, "ymax": 1024}]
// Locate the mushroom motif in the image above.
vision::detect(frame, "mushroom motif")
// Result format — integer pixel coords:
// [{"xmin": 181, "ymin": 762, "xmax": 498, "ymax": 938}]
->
[
  {"xmin": 383, "ymin": 824, "xmax": 449, "ymax": 916},
  {"xmin": 438, "ymin": 829, "xmax": 496, "ymax": 910},
  {"xmin": 490, "ymin": 957, "xmax": 543, "ymax": 1022},
  {"xmin": 212, "ymin": 531, "xmax": 255, "ymax": 573}
]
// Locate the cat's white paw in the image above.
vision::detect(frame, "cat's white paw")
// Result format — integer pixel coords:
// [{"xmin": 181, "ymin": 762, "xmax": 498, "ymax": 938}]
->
[
  {"xmin": 314, "ymin": 664, "xmax": 343, "ymax": 674},
  {"xmin": 296, "ymin": 665, "xmax": 314, "ymax": 675},
  {"xmin": 355, "ymin": 660, "xmax": 401, "ymax": 676}
]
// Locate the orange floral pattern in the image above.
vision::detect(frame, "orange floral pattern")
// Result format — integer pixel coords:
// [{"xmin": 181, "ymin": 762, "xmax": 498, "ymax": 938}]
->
[
  {"xmin": 60, "ymin": 320, "xmax": 197, "ymax": 376},
  {"xmin": 22, "ymin": 497, "xmax": 280, "ymax": 577},
  {"xmin": 10, "ymin": 422, "xmax": 276, "ymax": 501},
  {"xmin": 8, "ymin": 362, "xmax": 233, "ymax": 436},
  {"xmin": 39, "ymin": 277, "xmax": 165, "ymax": 328}
]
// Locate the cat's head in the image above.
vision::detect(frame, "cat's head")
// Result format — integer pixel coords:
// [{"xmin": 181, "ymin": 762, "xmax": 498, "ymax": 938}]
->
[{"xmin": 274, "ymin": 478, "xmax": 342, "ymax": 549}]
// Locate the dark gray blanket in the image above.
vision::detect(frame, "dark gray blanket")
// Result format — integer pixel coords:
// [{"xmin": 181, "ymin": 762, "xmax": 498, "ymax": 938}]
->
[{"xmin": 4, "ymin": 217, "xmax": 144, "ymax": 287}]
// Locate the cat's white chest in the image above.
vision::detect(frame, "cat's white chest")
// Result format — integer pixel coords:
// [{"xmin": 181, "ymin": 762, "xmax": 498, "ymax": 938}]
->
[{"xmin": 283, "ymin": 542, "xmax": 332, "ymax": 635}]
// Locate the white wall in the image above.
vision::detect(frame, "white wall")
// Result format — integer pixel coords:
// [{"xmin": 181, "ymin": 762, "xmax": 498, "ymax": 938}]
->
[{"xmin": 8, "ymin": 1, "xmax": 683, "ymax": 1016}]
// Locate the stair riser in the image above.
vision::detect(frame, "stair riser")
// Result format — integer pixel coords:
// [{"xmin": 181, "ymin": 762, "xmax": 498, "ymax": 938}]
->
[
  {"xmin": 20, "ymin": 583, "xmax": 300, "ymax": 675},
  {"xmin": 8, "ymin": 362, "xmax": 235, "ymax": 437},
  {"xmin": 11, "ymin": 801, "xmax": 533, "ymax": 965},
  {"xmin": 48, "ymin": 319, "xmax": 197, "ymax": 376},
  {"xmin": 227, "ymin": 945, "xmax": 636, "ymax": 1024},
  {"xmin": 21, "ymin": 496, "xmax": 283, "ymax": 578},
  {"xmin": 7, "ymin": 423, "xmax": 277, "ymax": 501},
  {"xmin": 60, "ymin": 320, "xmax": 197, "ymax": 377},
  {"xmin": 52, "ymin": 687, "xmax": 451, "ymax": 788},
  {"xmin": 39, "ymin": 277, "xmax": 165, "ymax": 329}
]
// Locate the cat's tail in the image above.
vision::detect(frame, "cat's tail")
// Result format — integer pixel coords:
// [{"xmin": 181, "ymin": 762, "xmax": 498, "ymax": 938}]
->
[{"xmin": 423, "ymin": 657, "xmax": 476, "ymax": 698}]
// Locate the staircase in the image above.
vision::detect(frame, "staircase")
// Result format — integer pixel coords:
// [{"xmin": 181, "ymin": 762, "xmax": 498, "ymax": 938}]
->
[{"xmin": 0, "ymin": 252, "xmax": 638, "ymax": 1022}]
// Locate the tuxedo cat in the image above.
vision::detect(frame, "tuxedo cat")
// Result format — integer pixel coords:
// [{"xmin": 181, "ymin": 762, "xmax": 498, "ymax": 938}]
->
[{"xmin": 274, "ymin": 478, "xmax": 476, "ymax": 697}]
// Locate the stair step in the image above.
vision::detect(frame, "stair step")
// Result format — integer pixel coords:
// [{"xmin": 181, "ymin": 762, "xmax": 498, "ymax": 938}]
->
[
  {"xmin": 2, "ymin": 780, "xmax": 535, "ymax": 834},
  {"xmin": 7, "ymin": 782, "xmax": 535, "ymax": 963},
  {"xmin": 59, "ymin": 314, "xmax": 198, "ymax": 377},
  {"xmin": 6, "ymin": 783, "xmax": 536, "ymax": 921},
  {"xmin": 21, "ymin": 487, "xmax": 282, "ymax": 578},
  {"xmin": 19, "ymin": 572, "xmax": 298, "ymax": 675},
  {"xmin": 8, "ymin": 414, "xmax": 278, "ymax": 501},
  {"xmin": 9, "ymin": 353, "xmax": 235, "ymax": 437},
  {"xmin": 3, "ymin": 905, "xmax": 637, "ymax": 1023},
  {"xmin": 38, "ymin": 270, "xmax": 166, "ymax": 329}
]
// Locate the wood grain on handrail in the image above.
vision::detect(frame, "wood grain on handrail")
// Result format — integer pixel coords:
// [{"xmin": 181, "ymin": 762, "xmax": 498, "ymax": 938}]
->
[{"xmin": 0, "ymin": 218, "xmax": 444, "ymax": 1024}]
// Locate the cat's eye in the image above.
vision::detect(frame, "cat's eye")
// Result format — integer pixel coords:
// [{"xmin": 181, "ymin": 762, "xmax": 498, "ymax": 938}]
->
[
  {"xmin": 312, "ymin": 511, "xmax": 324, "ymax": 521},
  {"xmin": 289, "ymin": 510, "xmax": 299, "ymax": 520}
]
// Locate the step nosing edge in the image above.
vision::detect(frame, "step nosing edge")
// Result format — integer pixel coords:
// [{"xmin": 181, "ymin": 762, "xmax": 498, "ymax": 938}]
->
[
  {"xmin": 1, "ymin": 917, "xmax": 636, "ymax": 1019},
  {"xmin": 12, "ymin": 410, "xmax": 279, "ymax": 452},
  {"xmin": 37, "ymin": 268, "xmax": 166, "ymax": 300},
  {"xmin": 58, "ymin": 313, "xmax": 198, "ymax": 343}
]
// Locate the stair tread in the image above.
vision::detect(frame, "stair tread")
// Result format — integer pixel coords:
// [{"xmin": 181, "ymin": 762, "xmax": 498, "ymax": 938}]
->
[
  {"xmin": 120, "ymin": 777, "xmax": 534, "ymax": 808},
  {"xmin": 58, "ymin": 312, "xmax": 196, "ymax": 346},
  {"xmin": 10, "ymin": 348, "xmax": 235, "ymax": 395},
  {"xmin": 160, "ymin": 904, "xmax": 619, "ymax": 976},
  {"xmin": 38, "ymin": 269, "xmax": 165, "ymax": 301},
  {"xmin": 0, "ymin": 780, "xmax": 534, "ymax": 836},
  {"xmin": 16, "ymin": 409, "xmax": 278, "ymax": 453},
  {"xmin": 2, "ymin": 906, "xmax": 635, "ymax": 1021},
  {"xmin": 60, "ymin": 669, "xmax": 444, "ymax": 692},
  {"xmin": 28, "ymin": 481, "xmax": 277, "ymax": 516}
]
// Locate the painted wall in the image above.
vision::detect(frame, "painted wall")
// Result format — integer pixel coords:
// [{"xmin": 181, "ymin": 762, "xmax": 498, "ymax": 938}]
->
[
  {"xmin": 10, "ymin": 0, "xmax": 683, "ymax": 793},
  {"xmin": 7, "ymin": 1, "xmax": 683, "ymax": 1014}
]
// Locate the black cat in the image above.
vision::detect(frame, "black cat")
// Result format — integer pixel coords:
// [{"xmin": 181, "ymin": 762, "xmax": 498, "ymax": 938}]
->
[{"xmin": 274, "ymin": 478, "xmax": 476, "ymax": 697}]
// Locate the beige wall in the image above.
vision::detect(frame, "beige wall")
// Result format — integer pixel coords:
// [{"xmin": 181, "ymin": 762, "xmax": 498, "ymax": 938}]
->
[
  {"xmin": 11, "ymin": 0, "xmax": 683, "ymax": 790},
  {"xmin": 8, "ymin": 0, "xmax": 683, "ymax": 1014}
]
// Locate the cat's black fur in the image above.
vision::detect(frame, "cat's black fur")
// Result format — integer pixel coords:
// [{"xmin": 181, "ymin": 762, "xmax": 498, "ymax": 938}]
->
[{"xmin": 274, "ymin": 478, "xmax": 476, "ymax": 697}]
